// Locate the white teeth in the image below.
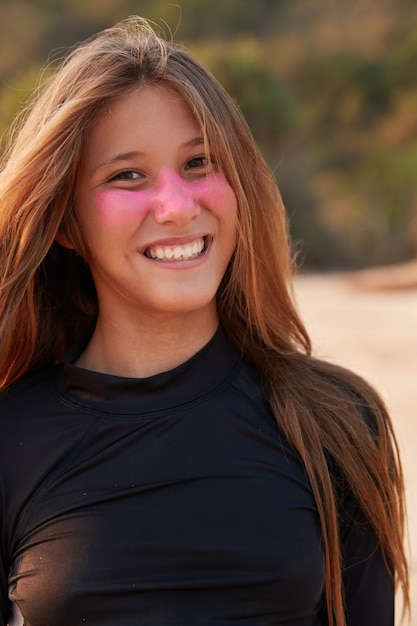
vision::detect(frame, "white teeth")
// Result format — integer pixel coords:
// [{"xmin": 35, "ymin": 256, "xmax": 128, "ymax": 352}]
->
[
  {"xmin": 184, "ymin": 244, "xmax": 193, "ymax": 257},
  {"xmin": 146, "ymin": 238, "xmax": 205, "ymax": 261}
]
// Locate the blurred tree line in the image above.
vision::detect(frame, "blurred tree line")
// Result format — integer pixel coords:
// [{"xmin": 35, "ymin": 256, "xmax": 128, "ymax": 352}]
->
[{"xmin": 1, "ymin": 0, "xmax": 416, "ymax": 269}]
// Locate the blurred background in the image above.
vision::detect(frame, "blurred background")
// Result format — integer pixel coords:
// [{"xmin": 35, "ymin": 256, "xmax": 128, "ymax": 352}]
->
[
  {"xmin": 1, "ymin": 0, "xmax": 417, "ymax": 271},
  {"xmin": 1, "ymin": 0, "xmax": 416, "ymax": 622}
]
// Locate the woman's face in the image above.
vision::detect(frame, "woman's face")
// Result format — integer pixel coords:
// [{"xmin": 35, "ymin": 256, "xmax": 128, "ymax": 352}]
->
[{"xmin": 74, "ymin": 84, "xmax": 238, "ymax": 324}]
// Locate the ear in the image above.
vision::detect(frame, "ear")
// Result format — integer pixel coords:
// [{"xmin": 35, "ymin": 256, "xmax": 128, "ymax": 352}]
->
[{"xmin": 55, "ymin": 231, "xmax": 75, "ymax": 250}]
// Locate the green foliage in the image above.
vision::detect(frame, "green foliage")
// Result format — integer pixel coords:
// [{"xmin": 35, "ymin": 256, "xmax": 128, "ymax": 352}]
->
[
  {"xmin": 193, "ymin": 37, "xmax": 301, "ymax": 151},
  {"xmin": 0, "ymin": 0, "xmax": 416, "ymax": 269}
]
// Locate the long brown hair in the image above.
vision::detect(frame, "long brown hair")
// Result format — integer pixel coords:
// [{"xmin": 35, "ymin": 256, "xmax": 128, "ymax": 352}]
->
[{"xmin": 0, "ymin": 17, "xmax": 409, "ymax": 624}]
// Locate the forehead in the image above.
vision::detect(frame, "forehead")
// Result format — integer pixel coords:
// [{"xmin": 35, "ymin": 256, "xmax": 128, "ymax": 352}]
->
[
  {"xmin": 89, "ymin": 84, "xmax": 200, "ymax": 137},
  {"xmin": 79, "ymin": 84, "xmax": 207, "ymax": 173}
]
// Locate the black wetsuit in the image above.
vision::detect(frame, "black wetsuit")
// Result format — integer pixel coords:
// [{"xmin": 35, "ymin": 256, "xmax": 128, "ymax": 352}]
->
[{"xmin": 0, "ymin": 328, "xmax": 393, "ymax": 625}]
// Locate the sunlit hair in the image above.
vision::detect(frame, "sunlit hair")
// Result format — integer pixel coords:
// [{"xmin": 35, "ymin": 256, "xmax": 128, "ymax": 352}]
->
[{"xmin": 0, "ymin": 17, "xmax": 409, "ymax": 624}]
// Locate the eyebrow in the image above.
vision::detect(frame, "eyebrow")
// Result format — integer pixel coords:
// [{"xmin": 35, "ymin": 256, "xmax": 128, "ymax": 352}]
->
[{"xmin": 88, "ymin": 136, "xmax": 206, "ymax": 177}]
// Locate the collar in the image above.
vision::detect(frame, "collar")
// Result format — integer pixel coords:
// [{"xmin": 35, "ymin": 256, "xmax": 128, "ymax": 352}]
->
[{"xmin": 55, "ymin": 327, "xmax": 240, "ymax": 416}]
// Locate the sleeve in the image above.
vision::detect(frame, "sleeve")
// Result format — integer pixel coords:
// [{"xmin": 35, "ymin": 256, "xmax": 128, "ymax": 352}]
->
[
  {"xmin": 0, "ymin": 506, "xmax": 11, "ymax": 626},
  {"xmin": 339, "ymin": 486, "xmax": 394, "ymax": 626}
]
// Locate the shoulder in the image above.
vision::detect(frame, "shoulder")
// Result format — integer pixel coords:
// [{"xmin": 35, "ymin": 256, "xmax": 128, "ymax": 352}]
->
[
  {"xmin": 0, "ymin": 366, "xmax": 56, "ymax": 412},
  {"xmin": 0, "ymin": 365, "xmax": 65, "ymax": 464},
  {"xmin": 305, "ymin": 354, "xmax": 390, "ymax": 431},
  {"xmin": 0, "ymin": 363, "xmax": 97, "ymax": 532}
]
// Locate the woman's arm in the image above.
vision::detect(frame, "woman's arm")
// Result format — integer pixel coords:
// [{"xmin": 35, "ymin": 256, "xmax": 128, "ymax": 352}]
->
[
  {"xmin": 340, "ymin": 484, "xmax": 394, "ymax": 626},
  {"xmin": 0, "ymin": 537, "xmax": 10, "ymax": 626}
]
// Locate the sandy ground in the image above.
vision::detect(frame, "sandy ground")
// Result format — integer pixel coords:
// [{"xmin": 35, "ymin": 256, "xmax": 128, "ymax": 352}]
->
[{"xmin": 294, "ymin": 270, "xmax": 417, "ymax": 625}]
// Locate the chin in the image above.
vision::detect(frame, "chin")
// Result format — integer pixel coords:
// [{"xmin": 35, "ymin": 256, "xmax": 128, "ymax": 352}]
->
[{"xmin": 151, "ymin": 292, "xmax": 217, "ymax": 317}]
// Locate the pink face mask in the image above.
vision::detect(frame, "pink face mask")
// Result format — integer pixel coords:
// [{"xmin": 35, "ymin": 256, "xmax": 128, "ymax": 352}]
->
[{"xmin": 94, "ymin": 167, "xmax": 237, "ymax": 227}]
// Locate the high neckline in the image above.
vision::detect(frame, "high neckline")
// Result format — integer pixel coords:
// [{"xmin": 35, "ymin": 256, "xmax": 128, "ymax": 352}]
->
[{"xmin": 54, "ymin": 327, "xmax": 241, "ymax": 416}]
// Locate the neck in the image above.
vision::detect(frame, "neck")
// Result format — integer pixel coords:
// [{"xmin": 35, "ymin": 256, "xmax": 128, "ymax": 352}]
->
[{"xmin": 75, "ymin": 308, "xmax": 219, "ymax": 378}]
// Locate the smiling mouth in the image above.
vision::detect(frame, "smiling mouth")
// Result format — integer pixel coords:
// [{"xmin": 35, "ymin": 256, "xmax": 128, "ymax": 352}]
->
[{"xmin": 144, "ymin": 236, "xmax": 209, "ymax": 261}]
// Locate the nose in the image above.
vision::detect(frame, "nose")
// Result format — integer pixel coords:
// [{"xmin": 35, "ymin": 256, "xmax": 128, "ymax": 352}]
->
[{"xmin": 152, "ymin": 168, "xmax": 200, "ymax": 226}]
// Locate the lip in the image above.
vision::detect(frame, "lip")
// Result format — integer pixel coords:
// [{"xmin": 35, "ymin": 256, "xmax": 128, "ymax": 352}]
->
[{"xmin": 140, "ymin": 233, "xmax": 209, "ymax": 251}]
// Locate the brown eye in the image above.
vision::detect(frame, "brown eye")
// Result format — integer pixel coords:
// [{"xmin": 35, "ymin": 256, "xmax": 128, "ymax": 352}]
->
[
  {"xmin": 111, "ymin": 171, "xmax": 142, "ymax": 181},
  {"xmin": 185, "ymin": 156, "xmax": 207, "ymax": 170}
]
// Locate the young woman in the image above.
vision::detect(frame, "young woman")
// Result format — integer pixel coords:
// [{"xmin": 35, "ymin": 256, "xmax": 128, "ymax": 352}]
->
[{"xmin": 0, "ymin": 17, "xmax": 409, "ymax": 626}]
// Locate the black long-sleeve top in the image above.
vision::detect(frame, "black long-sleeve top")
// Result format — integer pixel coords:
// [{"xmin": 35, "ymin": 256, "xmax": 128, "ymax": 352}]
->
[{"xmin": 0, "ymin": 328, "xmax": 393, "ymax": 625}]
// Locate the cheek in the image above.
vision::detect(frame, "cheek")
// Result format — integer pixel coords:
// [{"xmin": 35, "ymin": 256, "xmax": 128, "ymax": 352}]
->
[
  {"xmin": 92, "ymin": 174, "xmax": 237, "ymax": 227},
  {"xmin": 94, "ymin": 189, "xmax": 153, "ymax": 227},
  {"xmin": 194, "ymin": 174, "xmax": 238, "ymax": 218}
]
